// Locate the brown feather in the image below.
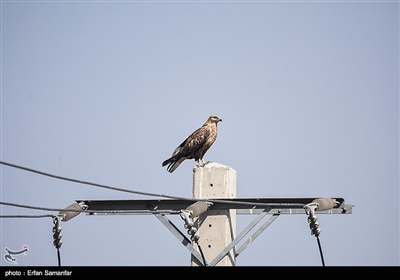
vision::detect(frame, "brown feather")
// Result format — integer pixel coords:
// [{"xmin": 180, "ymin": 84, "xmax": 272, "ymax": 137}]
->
[{"xmin": 162, "ymin": 115, "xmax": 222, "ymax": 173}]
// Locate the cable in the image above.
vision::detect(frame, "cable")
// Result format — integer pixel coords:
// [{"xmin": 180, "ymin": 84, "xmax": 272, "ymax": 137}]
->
[
  {"xmin": 196, "ymin": 241, "xmax": 207, "ymax": 267},
  {"xmin": 0, "ymin": 160, "xmax": 170, "ymax": 197},
  {"xmin": 0, "ymin": 201, "xmax": 182, "ymax": 216},
  {"xmin": 0, "ymin": 160, "xmax": 305, "ymax": 208},
  {"xmin": 316, "ymin": 236, "xmax": 325, "ymax": 267},
  {"xmin": 0, "ymin": 214, "xmax": 53, "ymax": 218},
  {"xmin": 0, "ymin": 201, "xmax": 85, "ymax": 213},
  {"xmin": 0, "ymin": 201, "xmax": 77, "ymax": 212},
  {"xmin": 57, "ymin": 249, "xmax": 61, "ymax": 267}
]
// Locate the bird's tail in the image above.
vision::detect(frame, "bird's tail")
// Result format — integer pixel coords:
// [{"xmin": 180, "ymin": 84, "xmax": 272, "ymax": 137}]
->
[
  {"xmin": 162, "ymin": 157, "xmax": 174, "ymax": 167},
  {"xmin": 162, "ymin": 157, "xmax": 182, "ymax": 173}
]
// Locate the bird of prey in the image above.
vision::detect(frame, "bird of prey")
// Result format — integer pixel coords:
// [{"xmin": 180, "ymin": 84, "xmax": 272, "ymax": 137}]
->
[{"xmin": 162, "ymin": 115, "xmax": 222, "ymax": 173}]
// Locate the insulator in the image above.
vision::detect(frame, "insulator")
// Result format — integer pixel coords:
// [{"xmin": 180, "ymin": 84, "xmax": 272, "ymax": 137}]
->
[
  {"xmin": 308, "ymin": 215, "xmax": 318, "ymax": 223},
  {"xmin": 180, "ymin": 203, "xmax": 212, "ymax": 243},
  {"xmin": 310, "ymin": 223, "xmax": 321, "ymax": 236},
  {"xmin": 304, "ymin": 202, "xmax": 324, "ymax": 238},
  {"xmin": 51, "ymin": 215, "xmax": 64, "ymax": 249},
  {"xmin": 188, "ymin": 227, "xmax": 197, "ymax": 236},
  {"xmin": 312, "ymin": 198, "xmax": 335, "ymax": 211},
  {"xmin": 191, "ymin": 232, "xmax": 200, "ymax": 242},
  {"xmin": 59, "ymin": 202, "xmax": 84, "ymax": 222},
  {"xmin": 309, "ymin": 221, "xmax": 319, "ymax": 229},
  {"xmin": 53, "ymin": 226, "xmax": 61, "ymax": 234},
  {"xmin": 53, "ymin": 239, "xmax": 62, "ymax": 249},
  {"xmin": 53, "ymin": 232, "xmax": 62, "ymax": 240},
  {"xmin": 311, "ymin": 227, "xmax": 321, "ymax": 237},
  {"xmin": 186, "ymin": 220, "xmax": 194, "ymax": 228},
  {"xmin": 186, "ymin": 201, "xmax": 210, "ymax": 217},
  {"xmin": 180, "ymin": 210, "xmax": 193, "ymax": 228}
]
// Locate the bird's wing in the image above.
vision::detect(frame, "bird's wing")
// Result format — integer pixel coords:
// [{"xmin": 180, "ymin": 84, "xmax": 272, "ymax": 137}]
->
[{"xmin": 173, "ymin": 126, "xmax": 211, "ymax": 157}]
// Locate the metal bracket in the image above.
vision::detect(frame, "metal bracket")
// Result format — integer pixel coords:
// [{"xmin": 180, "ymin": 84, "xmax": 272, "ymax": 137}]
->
[
  {"xmin": 156, "ymin": 207, "xmax": 281, "ymax": 266},
  {"xmin": 209, "ymin": 207, "xmax": 279, "ymax": 266},
  {"xmin": 179, "ymin": 201, "xmax": 212, "ymax": 243},
  {"xmin": 154, "ymin": 213, "xmax": 206, "ymax": 265},
  {"xmin": 180, "ymin": 210, "xmax": 200, "ymax": 242},
  {"xmin": 304, "ymin": 203, "xmax": 321, "ymax": 237}
]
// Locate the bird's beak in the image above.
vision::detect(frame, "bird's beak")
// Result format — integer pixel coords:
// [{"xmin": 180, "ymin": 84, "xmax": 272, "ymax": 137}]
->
[{"xmin": 219, "ymin": 118, "xmax": 222, "ymax": 122}]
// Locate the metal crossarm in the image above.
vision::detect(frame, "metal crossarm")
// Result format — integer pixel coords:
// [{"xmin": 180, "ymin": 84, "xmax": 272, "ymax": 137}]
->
[
  {"xmin": 77, "ymin": 197, "xmax": 352, "ymax": 215},
  {"xmin": 77, "ymin": 197, "xmax": 353, "ymax": 266}
]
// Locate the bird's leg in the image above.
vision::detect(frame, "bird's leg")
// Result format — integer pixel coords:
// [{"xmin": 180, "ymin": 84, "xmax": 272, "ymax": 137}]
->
[
  {"xmin": 197, "ymin": 158, "xmax": 205, "ymax": 167},
  {"xmin": 196, "ymin": 158, "xmax": 212, "ymax": 168}
]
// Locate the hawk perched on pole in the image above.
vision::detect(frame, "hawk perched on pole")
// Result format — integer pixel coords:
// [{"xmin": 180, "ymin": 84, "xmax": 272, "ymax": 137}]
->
[{"xmin": 162, "ymin": 115, "xmax": 222, "ymax": 173}]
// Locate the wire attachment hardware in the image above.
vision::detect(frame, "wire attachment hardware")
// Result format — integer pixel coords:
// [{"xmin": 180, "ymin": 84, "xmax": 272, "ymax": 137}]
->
[
  {"xmin": 52, "ymin": 215, "xmax": 63, "ymax": 249},
  {"xmin": 52, "ymin": 214, "xmax": 65, "ymax": 266},
  {"xmin": 304, "ymin": 198, "xmax": 338, "ymax": 266},
  {"xmin": 304, "ymin": 202, "xmax": 321, "ymax": 237},
  {"xmin": 304, "ymin": 198, "xmax": 338, "ymax": 237},
  {"xmin": 180, "ymin": 201, "xmax": 212, "ymax": 242},
  {"xmin": 59, "ymin": 201, "xmax": 88, "ymax": 222},
  {"xmin": 180, "ymin": 201, "xmax": 212, "ymax": 266}
]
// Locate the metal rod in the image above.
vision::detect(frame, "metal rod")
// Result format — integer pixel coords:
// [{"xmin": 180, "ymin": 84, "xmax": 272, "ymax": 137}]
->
[
  {"xmin": 235, "ymin": 214, "xmax": 280, "ymax": 257},
  {"xmin": 154, "ymin": 214, "xmax": 206, "ymax": 265},
  {"xmin": 209, "ymin": 208, "xmax": 270, "ymax": 266}
]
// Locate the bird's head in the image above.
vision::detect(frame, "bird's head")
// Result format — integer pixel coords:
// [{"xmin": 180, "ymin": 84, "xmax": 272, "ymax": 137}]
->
[{"xmin": 209, "ymin": 115, "xmax": 222, "ymax": 123}]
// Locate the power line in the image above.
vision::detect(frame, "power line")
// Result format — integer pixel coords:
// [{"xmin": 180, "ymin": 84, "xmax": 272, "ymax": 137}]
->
[
  {"xmin": 0, "ymin": 201, "xmax": 78, "ymax": 213},
  {"xmin": 0, "ymin": 214, "xmax": 54, "ymax": 218},
  {"xmin": 0, "ymin": 200, "xmax": 181, "ymax": 216},
  {"xmin": 316, "ymin": 236, "xmax": 325, "ymax": 267},
  {"xmin": 0, "ymin": 160, "xmax": 176, "ymax": 198}
]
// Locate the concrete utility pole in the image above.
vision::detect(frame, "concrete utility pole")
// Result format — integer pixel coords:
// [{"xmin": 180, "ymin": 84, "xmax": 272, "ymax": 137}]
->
[{"xmin": 191, "ymin": 162, "xmax": 237, "ymax": 266}]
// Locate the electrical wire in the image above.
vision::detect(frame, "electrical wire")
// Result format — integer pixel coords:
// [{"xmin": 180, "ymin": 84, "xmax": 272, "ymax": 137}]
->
[
  {"xmin": 316, "ymin": 236, "xmax": 325, "ymax": 266},
  {"xmin": 0, "ymin": 160, "xmax": 305, "ymax": 208},
  {"xmin": 0, "ymin": 201, "xmax": 80, "ymax": 213},
  {"xmin": 196, "ymin": 241, "xmax": 207, "ymax": 266},
  {"xmin": 0, "ymin": 214, "xmax": 54, "ymax": 218},
  {"xmin": 0, "ymin": 201, "xmax": 181, "ymax": 216},
  {"xmin": 0, "ymin": 160, "xmax": 172, "ymax": 197},
  {"xmin": 57, "ymin": 249, "xmax": 61, "ymax": 267}
]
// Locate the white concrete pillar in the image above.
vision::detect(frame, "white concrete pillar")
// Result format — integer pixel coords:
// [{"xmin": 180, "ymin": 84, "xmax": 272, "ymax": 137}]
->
[{"xmin": 191, "ymin": 162, "xmax": 237, "ymax": 266}]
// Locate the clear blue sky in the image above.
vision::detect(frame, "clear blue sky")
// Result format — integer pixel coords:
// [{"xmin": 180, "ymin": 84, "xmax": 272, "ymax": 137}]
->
[{"xmin": 1, "ymin": 1, "xmax": 398, "ymax": 266}]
